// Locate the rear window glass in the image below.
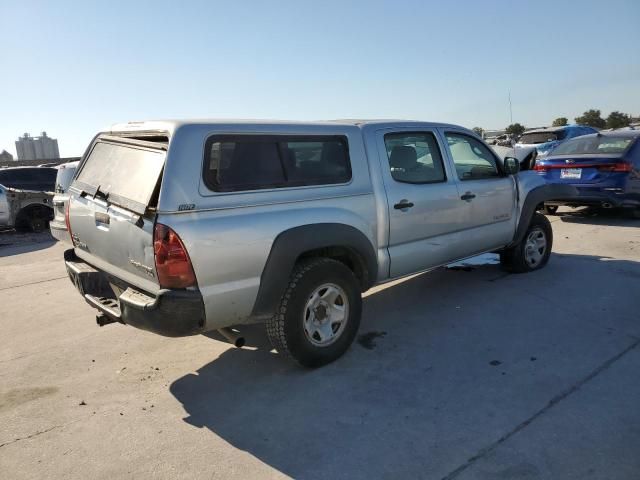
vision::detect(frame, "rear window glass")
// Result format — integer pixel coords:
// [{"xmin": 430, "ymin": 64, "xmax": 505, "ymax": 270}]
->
[
  {"xmin": 203, "ymin": 135, "xmax": 351, "ymax": 192},
  {"xmin": 551, "ymin": 136, "xmax": 635, "ymax": 155},
  {"xmin": 519, "ymin": 132, "xmax": 560, "ymax": 144},
  {"xmin": 75, "ymin": 141, "xmax": 165, "ymax": 207},
  {"xmin": 0, "ymin": 168, "xmax": 56, "ymax": 190}
]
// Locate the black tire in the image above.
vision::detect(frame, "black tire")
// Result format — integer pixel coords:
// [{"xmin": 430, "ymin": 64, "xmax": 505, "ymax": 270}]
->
[
  {"xmin": 15, "ymin": 206, "xmax": 51, "ymax": 233},
  {"xmin": 542, "ymin": 204, "xmax": 559, "ymax": 215},
  {"xmin": 28, "ymin": 216, "xmax": 48, "ymax": 233},
  {"xmin": 14, "ymin": 219, "xmax": 30, "ymax": 232},
  {"xmin": 624, "ymin": 208, "xmax": 640, "ymax": 220},
  {"xmin": 501, "ymin": 213, "xmax": 553, "ymax": 273},
  {"xmin": 266, "ymin": 258, "xmax": 362, "ymax": 368}
]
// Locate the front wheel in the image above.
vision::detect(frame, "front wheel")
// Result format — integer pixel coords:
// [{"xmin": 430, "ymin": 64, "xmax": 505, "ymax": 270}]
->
[
  {"xmin": 266, "ymin": 258, "xmax": 362, "ymax": 368},
  {"xmin": 501, "ymin": 213, "xmax": 553, "ymax": 273}
]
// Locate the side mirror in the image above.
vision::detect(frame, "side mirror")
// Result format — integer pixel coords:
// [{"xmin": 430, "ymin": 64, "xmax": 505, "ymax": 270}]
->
[{"xmin": 504, "ymin": 156, "xmax": 520, "ymax": 175}]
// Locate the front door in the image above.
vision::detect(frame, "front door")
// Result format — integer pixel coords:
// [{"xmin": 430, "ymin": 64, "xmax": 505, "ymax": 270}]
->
[
  {"xmin": 377, "ymin": 129, "xmax": 469, "ymax": 278},
  {"xmin": 440, "ymin": 130, "xmax": 517, "ymax": 253}
]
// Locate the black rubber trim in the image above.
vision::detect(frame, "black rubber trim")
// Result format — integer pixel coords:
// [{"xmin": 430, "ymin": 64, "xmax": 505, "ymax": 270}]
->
[
  {"xmin": 511, "ymin": 184, "xmax": 577, "ymax": 246},
  {"xmin": 64, "ymin": 249, "xmax": 205, "ymax": 337},
  {"xmin": 251, "ymin": 224, "xmax": 377, "ymax": 317},
  {"xmin": 119, "ymin": 289, "xmax": 205, "ymax": 337}
]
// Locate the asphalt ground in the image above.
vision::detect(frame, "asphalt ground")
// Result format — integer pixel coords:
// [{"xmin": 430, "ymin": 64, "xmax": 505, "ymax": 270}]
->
[{"xmin": 1, "ymin": 208, "xmax": 639, "ymax": 479}]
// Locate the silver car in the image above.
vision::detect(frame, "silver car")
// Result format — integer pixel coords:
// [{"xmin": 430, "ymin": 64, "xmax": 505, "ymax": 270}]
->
[{"xmin": 64, "ymin": 120, "xmax": 574, "ymax": 367}]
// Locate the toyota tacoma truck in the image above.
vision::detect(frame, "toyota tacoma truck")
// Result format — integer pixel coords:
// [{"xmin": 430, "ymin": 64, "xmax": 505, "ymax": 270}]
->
[{"xmin": 64, "ymin": 120, "xmax": 574, "ymax": 367}]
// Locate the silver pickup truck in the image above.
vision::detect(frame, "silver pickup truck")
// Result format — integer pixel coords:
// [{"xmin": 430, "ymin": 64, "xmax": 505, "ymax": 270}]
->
[{"xmin": 64, "ymin": 120, "xmax": 574, "ymax": 367}]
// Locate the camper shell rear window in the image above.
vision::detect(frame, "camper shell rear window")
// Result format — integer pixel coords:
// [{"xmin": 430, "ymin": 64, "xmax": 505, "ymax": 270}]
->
[{"xmin": 74, "ymin": 135, "xmax": 167, "ymax": 214}]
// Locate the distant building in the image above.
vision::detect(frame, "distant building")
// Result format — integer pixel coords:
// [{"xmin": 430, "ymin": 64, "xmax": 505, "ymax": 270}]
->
[
  {"xmin": 15, "ymin": 132, "xmax": 60, "ymax": 160},
  {"xmin": 0, "ymin": 150, "xmax": 13, "ymax": 162}
]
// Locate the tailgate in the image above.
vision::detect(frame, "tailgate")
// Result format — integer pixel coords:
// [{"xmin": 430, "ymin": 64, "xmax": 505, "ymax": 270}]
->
[{"xmin": 68, "ymin": 135, "xmax": 167, "ymax": 294}]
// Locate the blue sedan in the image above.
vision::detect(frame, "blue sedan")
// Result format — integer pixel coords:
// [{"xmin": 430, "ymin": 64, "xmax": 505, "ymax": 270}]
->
[{"xmin": 534, "ymin": 130, "xmax": 640, "ymax": 218}]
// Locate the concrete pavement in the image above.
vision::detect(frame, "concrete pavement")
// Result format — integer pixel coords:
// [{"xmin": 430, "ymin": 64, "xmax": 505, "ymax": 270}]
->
[{"xmin": 1, "ymin": 209, "xmax": 639, "ymax": 479}]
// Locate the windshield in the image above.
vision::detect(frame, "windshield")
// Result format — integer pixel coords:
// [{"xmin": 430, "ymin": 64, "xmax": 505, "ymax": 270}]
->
[
  {"xmin": 75, "ymin": 141, "xmax": 165, "ymax": 209},
  {"xmin": 551, "ymin": 136, "xmax": 635, "ymax": 155},
  {"xmin": 0, "ymin": 167, "xmax": 57, "ymax": 191},
  {"xmin": 518, "ymin": 132, "xmax": 562, "ymax": 144}
]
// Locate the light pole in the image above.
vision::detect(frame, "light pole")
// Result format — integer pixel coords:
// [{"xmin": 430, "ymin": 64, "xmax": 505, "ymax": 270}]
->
[{"xmin": 508, "ymin": 91, "xmax": 513, "ymax": 125}]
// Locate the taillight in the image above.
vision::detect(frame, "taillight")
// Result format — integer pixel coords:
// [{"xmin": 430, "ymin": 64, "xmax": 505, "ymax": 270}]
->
[
  {"xmin": 597, "ymin": 162, "xmax": 632, "ymax": 173},
  {"xmin": 533, "ymin": 163, "xmax": 547, "ymax": 172},
  {"xmin": 153, "ymin": 224, "xmax": 197, "ymax": 289},
  {"xmin": 65, "ymin": 201, "xmax": 74, "ymax": 246}
]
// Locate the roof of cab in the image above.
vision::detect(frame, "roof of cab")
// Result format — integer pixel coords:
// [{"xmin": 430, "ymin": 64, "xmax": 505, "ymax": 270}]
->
[{"xmin": 107, "ymin": 118, "xmax": 465, "ymax": 134}]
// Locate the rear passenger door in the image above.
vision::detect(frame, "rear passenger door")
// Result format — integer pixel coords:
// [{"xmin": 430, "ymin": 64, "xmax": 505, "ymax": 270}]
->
[
  {"xmin": 377, "ymin": 129, "xmax": 470, "ymax": 277},
  {"xmin": 440, "ymin": 130, "xmax": 517, "ymax": 252}
]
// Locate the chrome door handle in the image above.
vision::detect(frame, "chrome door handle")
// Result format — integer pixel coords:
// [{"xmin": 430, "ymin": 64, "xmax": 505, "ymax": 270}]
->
[
  {"xmin": 394, "ymin": 200, "xmax": 414, "ymax": 210},
  {"xmin": 460, "ymin": 192, "xmax": 476, "ymax": 201}
]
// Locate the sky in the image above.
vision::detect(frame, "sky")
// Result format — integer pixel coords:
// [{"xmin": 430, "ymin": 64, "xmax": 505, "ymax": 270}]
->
[{"xmin": 1, "ymin": 0, "xmax": 639, "ymax": 158}]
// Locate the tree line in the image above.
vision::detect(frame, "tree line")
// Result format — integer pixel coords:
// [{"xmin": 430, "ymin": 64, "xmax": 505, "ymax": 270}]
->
[{"xmin": 473, "ymin": 109, "xmax": 638, "ymax": 137}]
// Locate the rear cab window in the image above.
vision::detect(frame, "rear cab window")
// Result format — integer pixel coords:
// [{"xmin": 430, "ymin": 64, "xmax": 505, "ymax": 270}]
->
[
  {"xmin": 74, "ymin": 135, "xmax": 167, "ymax": 214},
  {"xmin": 203, "ymin": 135, "xmax": 351, "ymax": 192}
]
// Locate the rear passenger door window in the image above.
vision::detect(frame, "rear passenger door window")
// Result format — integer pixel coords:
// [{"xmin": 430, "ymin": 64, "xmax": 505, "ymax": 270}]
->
[
  {"xmin": 383, "ymin": 132, "xmax": 446, "ymax": 183},
  {"xmin": 445, "ymin": 133, "xmax": 500, "ymax": 180},
  {"xmin": 203, "ymin": 135, "xmax": 351, "ymax": 192}
]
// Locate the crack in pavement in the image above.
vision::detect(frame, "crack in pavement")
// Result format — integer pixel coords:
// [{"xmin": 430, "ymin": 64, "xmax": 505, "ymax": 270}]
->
[
  {"xmin": 441, "ymin": 337, "xmax": 640, "ymax": 480},
  {"xmin": 0, "ymin": 276, "xmax": 68, "ymax": 292},
  {"xmin": 0, "ymin": 425, "xmax": 63, "ymax": 449}
]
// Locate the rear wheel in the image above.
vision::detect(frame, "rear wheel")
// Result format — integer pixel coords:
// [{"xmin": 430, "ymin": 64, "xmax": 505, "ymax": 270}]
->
[
  {"xmin": 15, "ymin": 206, "xmax": 51, "ymax": 233},
  {"xmin": 28, "ymin": 215, "xmax": 48, "ymax": 232},
  {"xmin": 266, "ymin": 258, "xmax": 362, "ymax": 368},
  {"xmin": 501, "ymin": 213, "xmax": 553, "ymax": 273}
]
